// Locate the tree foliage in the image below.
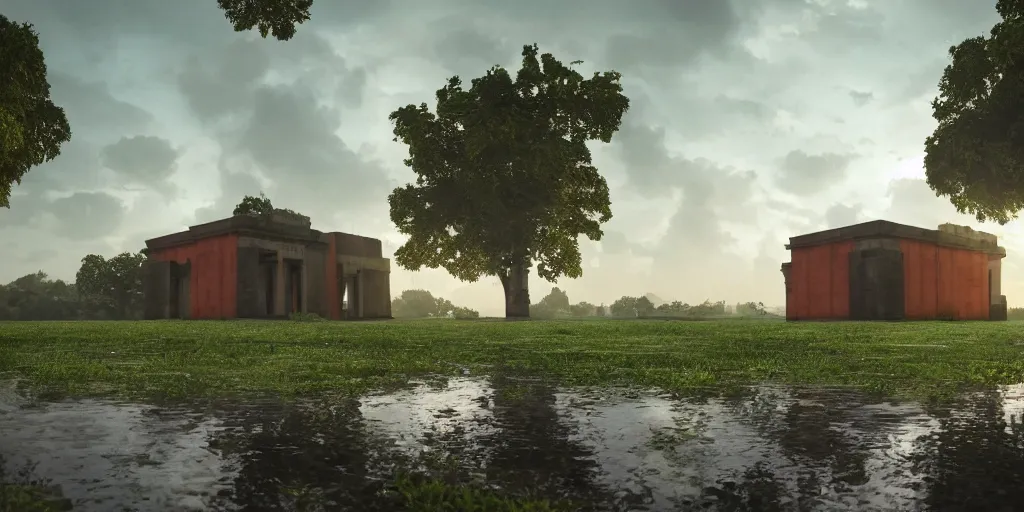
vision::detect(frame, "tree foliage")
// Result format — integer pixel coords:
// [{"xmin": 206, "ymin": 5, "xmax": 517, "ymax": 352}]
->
[
  {"xmin": 217, "ymin": 0, "xmax": 313, "ymax": 41},
  {"xmin": 0, "ymin": 14, "xmax": 71, "ymax": 208},
  {"xmin": 233, "ymin": 192, "xmax": 275, "ymax": 216},
  {"xmin": 391, "ymin": 289, "xmax": 454, "ymax": 318},
  {"xmin": 531, "ymin": 287, "xmax": 572, "ymax": 318},
  {"xmin": 0, "ymin": 272, "xmax": 79, "ymax": 320},
  {"xmin": 387, "ymin": 44, "xmax": 630, "ymax": 317},
  {"xmin": 924, "ymin": 0, "xmax": 1024, "ymax": 223},
  {"xmin": 75, "ymin": 252, "xmax": 146, "ymax": 320}
]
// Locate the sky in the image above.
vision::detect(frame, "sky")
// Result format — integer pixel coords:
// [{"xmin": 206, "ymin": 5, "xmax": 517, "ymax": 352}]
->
[{"xmin": 2, "ymin": 0, "xmax": 1020, "ymax": 316}]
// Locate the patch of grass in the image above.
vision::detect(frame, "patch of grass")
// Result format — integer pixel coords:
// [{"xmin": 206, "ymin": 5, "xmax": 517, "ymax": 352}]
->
[
  {"xmin": 0, "ymin": 457, "xmax": 72, "ymax": 512},
  {"xmin": 1, "ymin": 319, "xmax": 1023, "ymax": 400},
  {"xmin": 391, "ymin": 473, "xmax": 574, "ymax": 512}
]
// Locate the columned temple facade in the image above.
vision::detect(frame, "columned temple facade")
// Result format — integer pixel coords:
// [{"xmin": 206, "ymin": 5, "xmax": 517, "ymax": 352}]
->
[{"xmin": 142, "ymin": 211, "xmax": 392, "ymax": 320}]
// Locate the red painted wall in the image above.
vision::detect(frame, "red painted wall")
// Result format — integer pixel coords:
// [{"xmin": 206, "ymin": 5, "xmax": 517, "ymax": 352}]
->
[
  {"xmin": 900, "ymin": 240, "xmax": 988, "ymax": 320},
  {"xmin": 149, "ymin": 234, "xmax": 239, "ymax": 319},
  {"xmin": 787, "ymin": 241, "xmax": 854, "ymax": 320},
  {"xmin": 787, "ymin": 239, "xmax": 991, "ymax": 320}
]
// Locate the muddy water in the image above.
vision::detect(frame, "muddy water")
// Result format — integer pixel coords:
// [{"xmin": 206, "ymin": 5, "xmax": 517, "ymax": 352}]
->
[{"xmin": 1, "ymin": 379, "xmax": 1022, "ymax": 511}]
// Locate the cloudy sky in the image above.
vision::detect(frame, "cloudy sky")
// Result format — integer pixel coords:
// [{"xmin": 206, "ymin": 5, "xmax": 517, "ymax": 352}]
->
[{"xmin": 2, "ymin": 0, "xmax": 1019, "ymax": 315}]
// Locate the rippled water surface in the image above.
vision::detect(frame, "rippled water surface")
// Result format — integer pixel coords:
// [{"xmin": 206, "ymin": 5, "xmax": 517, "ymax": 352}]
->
[{"xmin": 1, "ymin": 378, "xmax": 1023, "ymax": 511}]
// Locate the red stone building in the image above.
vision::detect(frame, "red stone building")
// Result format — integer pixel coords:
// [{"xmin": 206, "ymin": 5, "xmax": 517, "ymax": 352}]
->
[
  {"xmin": 781, "ymin": 221, "xmax": 1007, "ymax": 321},
  {"xmin": 142, "ymin": 211, "xmax": 392, "ymax": 320}
]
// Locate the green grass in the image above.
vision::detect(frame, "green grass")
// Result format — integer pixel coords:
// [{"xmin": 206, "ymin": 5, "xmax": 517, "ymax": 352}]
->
[{"xmin": 1, "ymin": 318, "xmax": 1023, "ymax": 400}]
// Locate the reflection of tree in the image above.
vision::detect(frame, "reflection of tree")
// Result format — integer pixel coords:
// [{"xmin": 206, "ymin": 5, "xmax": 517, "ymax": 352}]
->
[
  {"xmin": 479, "ymin": 374, "xmax": 631, "ymax": 510},
  {"xmin": 696, "ymin": 461, "xmax": 788, "ymax": 512},
  {"xmin": 207, "ymin": 397, "xmax": 400, "ymax": 511},
  {"xmin": 913, "ymin": 390, "xmax": 1024, "ymax": 511},
  {"xmin": 706, "ymin": 389, "xmax": 892, "ymax": 509}
]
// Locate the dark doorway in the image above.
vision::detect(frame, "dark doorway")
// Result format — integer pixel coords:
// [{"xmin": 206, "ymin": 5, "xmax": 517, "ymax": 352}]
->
[
  {"xmin": 849, "ymin": 248, "xmax": 905, "ymax": 320},
  {"xmin": 169, "ymin": 260, "xmax": 191, "ymax": 319},
  {"xmin": 259, "ymin": 252, "xmax": 278, "ymax": 317},
  {"xmin": 285, "ymin": 260, "xmax": 303, "ymax": 314}
]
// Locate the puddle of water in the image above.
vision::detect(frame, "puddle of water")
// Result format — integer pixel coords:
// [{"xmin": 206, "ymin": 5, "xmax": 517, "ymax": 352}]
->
[{"xmin": 1, "ymin": 379, "xmax": 1023, "ymax": 511}]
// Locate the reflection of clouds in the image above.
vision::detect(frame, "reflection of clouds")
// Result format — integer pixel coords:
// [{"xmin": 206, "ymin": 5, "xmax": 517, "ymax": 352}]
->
[
  {"xmin": 0, "ymin": 398, "xmax": 235, "ymax": 510},
  {"xmin": 0, "ymin": 378, "xmax": 1018, "ymax": 510},
  {"xmin": 359, "ymin": 377, "xmax": 497, "ymax": 454},
  {"xmin": 1001, "ymin": 383, "xmax": 1024, "ymax": 435},
  {"xmin": 558, "ymin": 385, "xmax": 942, "ymax": 511}
]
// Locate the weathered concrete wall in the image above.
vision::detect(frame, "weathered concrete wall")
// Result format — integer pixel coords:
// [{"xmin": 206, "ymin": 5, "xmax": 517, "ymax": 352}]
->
[
  {"xmin": 304, "ymin": 245, "xmax": 328, "ymax": 317},
  {"xmin": 143, "ymin": 260, "xmax": 172, "ymax": 320},
  {"xmin": 175, "ymin": 262, "xmax": 191, "ymax": 319},
  {"xmin": 360, "ymin": 269, "xmax": 392, "ymax": 318},
  {"xmin": 332, "ymin": 232, "xmax": 383, "ymax": 258},
  {"xmin": 236, "ymin": 246, "xmax": 263, "ymax": 318}
]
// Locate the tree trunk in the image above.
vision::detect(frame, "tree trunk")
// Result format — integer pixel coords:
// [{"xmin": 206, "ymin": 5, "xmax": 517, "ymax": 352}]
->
[{"xmin": 500, "ymin": 262, "xmax": 531, "ymax": 319}]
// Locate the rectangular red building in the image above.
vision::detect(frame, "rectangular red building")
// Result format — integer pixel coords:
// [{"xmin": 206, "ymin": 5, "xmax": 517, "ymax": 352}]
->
[
  {"xmin": 781, "ymin": 220, "xmax": 1007, "ymax": 321},
  {"xmin": 142, "ymin": 210, "xmax": 392, "ymax": 320}
]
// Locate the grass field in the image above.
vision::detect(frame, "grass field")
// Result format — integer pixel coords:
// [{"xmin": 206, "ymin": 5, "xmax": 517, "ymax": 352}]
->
[{"xmin": 1, "ymin": 318, "xmax": 1023, "ymax": 400}]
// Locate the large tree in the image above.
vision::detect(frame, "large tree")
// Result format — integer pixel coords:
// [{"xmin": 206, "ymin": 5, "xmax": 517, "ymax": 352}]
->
[
  {"xmin": 0, "ymin": 14, "xmax": 71, "ymax": 208},
  {"xmin": 387, "ymin": 44, "xmax": 630, "ymax": 318},
  {"xmin": 924, "ymin": 0, "xmax": 1024, "ymax": 223},
  {"xmin": 75, "ymin": 252, "xmax": 146, "ymax": 320}
]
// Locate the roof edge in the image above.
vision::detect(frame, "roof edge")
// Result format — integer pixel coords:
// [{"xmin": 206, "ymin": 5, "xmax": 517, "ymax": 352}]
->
[{"xmin": 786, "ymin": 220, "xmax": 1005, "ymax": 256}]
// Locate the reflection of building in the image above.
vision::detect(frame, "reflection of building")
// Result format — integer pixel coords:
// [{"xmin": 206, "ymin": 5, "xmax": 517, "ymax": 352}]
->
[
  {"xmin": 142, "ymin": 211, "xmax": 392, "ymax": 320},
  {"xmin": 781, "ymin": 221, "xmax": 1007, "ymax": 321}
]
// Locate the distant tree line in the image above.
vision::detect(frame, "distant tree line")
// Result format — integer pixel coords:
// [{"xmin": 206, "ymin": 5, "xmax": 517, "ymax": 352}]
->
[
  {"xmin": 1009, "ymin": 308, "xmax": 1024, "ymax": 321},
  {"xmin": 0, "ymin": 252, "xmax": 146, "ymax": 321},
  {"xmin": 390, "ymin": 289, "xmax": 480, "ymax": 319},
  {"xmin": 528, "ymin": 288, "xmax": 776, "ymax": 319}
]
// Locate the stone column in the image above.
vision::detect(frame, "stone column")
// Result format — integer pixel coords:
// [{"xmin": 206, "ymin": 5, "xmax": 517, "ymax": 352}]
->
[
  {"xmin": 356, "ymin": 271, "xmax": 365, "ymax": 318},
  {"xmin": 300, "ymin": 260, "xmax": 308, "ymax": 314},
  {"xmin": 274, "ymin": 252, "xmax": 286, "ymax": 316}
]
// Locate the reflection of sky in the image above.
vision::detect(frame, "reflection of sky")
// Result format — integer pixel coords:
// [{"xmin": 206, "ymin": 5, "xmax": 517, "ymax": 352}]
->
[
  {"xmin": 1001, "ymin": 384, "xmax": 1024, "ymax": 434},
  {"xmin": 0, "ymin": 398, "xmax": 235, "ymax": 511},
  {"xmin": 558, "ymin": 385, "xmax": 941, "ymax": 511},
  {"xmin": 359, "ymin": 377, "xmax": 497, "ymax": 454},
  {"xmin": 1, "ymin": 378, "xmax": 1020, "ymax": 510}
]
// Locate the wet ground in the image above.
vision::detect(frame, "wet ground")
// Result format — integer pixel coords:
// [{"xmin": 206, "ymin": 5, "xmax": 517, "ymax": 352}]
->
[{"xmin": 1, "ymin": 376, "xmax": 1023, "ymax": 512}]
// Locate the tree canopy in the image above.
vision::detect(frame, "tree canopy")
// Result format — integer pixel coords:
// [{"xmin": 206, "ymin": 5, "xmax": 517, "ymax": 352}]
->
[
  {"xmin": 76, "ymin": 252, "xmax": 146, "ymax": 320},
  {"xmin": 0, "ymin": 14, "xmax": 71, "ymax": 208},
  {"xmin": 387, "ymin": 44, "xmax": 630, "ymax": 317},
  {"xmin": 924, "ymin": 1, "xmax": 1024, "ymax": 223},
  {"xmin": 234, "ymin": 192, "xmax": 275, "ymax": 216},
  {"xmin": 216, "ymin": 0, "xmax": 313, "ymax": 41}
]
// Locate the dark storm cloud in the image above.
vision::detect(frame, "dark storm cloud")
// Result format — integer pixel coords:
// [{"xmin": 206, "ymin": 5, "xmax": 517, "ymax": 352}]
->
[
  {"xmin": 602, "ymin": 0, "xmax": 746, "ymax": 72},
  {"xmin": 192, "ymin": 164, "xmax": 265, "ymax": 224},
  {"xmin": 825, "ymin": 203, "xmax": 865, "ymax": 229},
  {"xmin": 176, "ymin": 33, "xmax": 391, "ymax": 223},
  {"xmin": 48, "ymin": 192, "xmax": 126, "ymax": 240},
  {"xmin": 849, "ymin": 90, "xmax": 873, "ymax": 106},
  {"xmin": 100, "ymin": 136, "xmax": 180, "ymax": 188},
  {"xmin": 48, "ymin": 73, "xmax": 153, "ymax": 134},
  {"xmin": 16, "ymin": 139, "xmax": 107, "ymax": 194},
  {"xmin": 775, "ymin": 150, "xmax": 856, "ymax": 196},
  {"xmin": 177, "ymin": 38, "xmax": 272, "ymax": 122},
  {"xmin": 430, "ymin": 23, "xmax": 515, "ymax": 79},
  {"xmin": 0, "ymin": 193, "xmax": 44, "ymax": 228}
]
